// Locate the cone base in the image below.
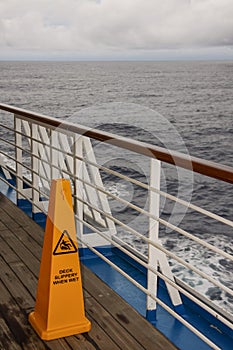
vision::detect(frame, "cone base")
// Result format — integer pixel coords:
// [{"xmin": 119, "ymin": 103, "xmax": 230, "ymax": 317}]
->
[{"xmin": 29, "ymin": 311, "xmax": 91, "ymax": 340}]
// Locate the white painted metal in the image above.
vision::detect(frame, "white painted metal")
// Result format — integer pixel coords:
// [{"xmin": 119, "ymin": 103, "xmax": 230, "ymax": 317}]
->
[
  {"xmin": 147, "ymin": 158, "xmax": 160, "ymax": 312},
  {"xmin": 73, "ymin": 134, "xmax": 84, "ymax": 241},
  {"xmin": 51, "ymin": 130, "xmax": 61, "ymax": 179},
  {"xmin": 14, "ymin": 116, "xmax": 31, "ymax": 201},
  {"xmin": 31, "ymin": 124, "xmax": 40, "ymax": 214},
  {"xmin": 148, "ymin": 158, "xmax": 182, "ymax": 308},
  {"xmin": 82, "ymin": 137, "xmax": 117, "ymax": 237},
  {"xmin": 14, "ymin": 116, "xmax": 23, "ymax": 201},
  {"xmin": 74, "ymin": 135, "xmax": 116, "ymax": 246},
  {"xmin": 37, "ymin": 125, "xmax": 53, "ymax": 187}
]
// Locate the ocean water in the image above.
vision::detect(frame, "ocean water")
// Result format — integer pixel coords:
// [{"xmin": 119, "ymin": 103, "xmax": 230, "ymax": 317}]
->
[{"xmin": 0, "ymin": 60, "xmax": 233, "ymax": 313}]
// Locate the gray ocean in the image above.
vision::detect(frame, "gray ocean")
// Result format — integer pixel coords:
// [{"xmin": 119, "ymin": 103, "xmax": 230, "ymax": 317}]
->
[{"xmin": 0, "ymin": 60, "xmax": 233, "ymax": 311}]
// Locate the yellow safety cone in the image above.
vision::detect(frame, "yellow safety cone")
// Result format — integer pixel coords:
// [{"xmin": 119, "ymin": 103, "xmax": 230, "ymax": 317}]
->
[{"xmin": 29, "ymin": 179, "xmax": 91, "ymax": 340}]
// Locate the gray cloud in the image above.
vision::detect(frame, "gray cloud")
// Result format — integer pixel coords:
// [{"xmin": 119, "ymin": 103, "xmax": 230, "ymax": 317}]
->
[{"xmin": 0, "ymin": 0, "xmax": 233, "ymax": 59}]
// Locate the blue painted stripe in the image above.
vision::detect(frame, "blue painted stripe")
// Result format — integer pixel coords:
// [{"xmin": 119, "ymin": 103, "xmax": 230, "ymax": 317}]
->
[{"xmin": 146, "ymin": 309, "xmax": 157, "ymax": 322}]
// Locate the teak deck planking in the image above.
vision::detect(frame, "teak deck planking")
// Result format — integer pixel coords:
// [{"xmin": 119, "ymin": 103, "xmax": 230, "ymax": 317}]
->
[{"xmin": 0, "ymin": 192, "xmax": 177, "ymax": 350}]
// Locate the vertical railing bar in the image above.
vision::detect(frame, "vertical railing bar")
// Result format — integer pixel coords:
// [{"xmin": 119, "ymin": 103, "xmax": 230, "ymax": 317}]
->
[
  {"xmin": 14, "ymin": 115, "xmax": 23, "ymax": 203},
  {"xmin": 33, "ymin": 125, "xmax": 53, "ymax": 189},
  {"xmin": 147, "ymin": 158, "xmax": 160, "ymax": 318},
  {"xmin": 82, "ymin": 137, "xmax": 117, "ymax": 236},
  {"xmin": 74, "ymin": 135, "xmax": 84, "ymax": 244},
  {"xmin": 51, "ymin": 130, "xmax": 60, "ymax": 179},
  {"xmin": 147, "ymin": 158, "xmax": 182, "ymax": 321},
  {"xmin": 31, "ymin": 123, "xmax": 40, "ymax": 215}
]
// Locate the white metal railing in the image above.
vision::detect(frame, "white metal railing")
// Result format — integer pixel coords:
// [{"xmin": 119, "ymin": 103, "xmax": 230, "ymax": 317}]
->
[{"xmin": 0, "ymin": 105, "xmax": 233, "ymax": 349}]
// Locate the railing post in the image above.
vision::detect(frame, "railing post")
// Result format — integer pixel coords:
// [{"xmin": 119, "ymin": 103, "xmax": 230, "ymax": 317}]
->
[
  {"xmin": 14, "ymin": 115, "xmax": 24, "ymax": 206},
  {"xmin": 147, "ymin": 158, "xmax": 161, "ymax": 322},
  {"xmin": 36, "ymin": 126, "xmax": 52, "ymax": 190},
  {"xmin": 51, "ymin": 130, "xmax": 60, "ymax": 179},
  {"xmin": 31, "ymin": 123, "xmax": 41, "ymax": 220},
  {"xmin": 147, "ymin": 159, "xmax": 183, "ymax": 322},
  {"xmin": 82, "ymin": 137, "xmax": 117, "ymax": 237},
  {"xmin": 74, "ymin": 135, "xmax": 84, "ymax": 245}
]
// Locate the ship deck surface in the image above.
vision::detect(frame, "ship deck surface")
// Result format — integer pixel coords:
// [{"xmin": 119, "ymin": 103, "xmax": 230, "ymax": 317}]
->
[{"xmin": 0, "ymin": 192, "xmax": 177, "ymax": 350}]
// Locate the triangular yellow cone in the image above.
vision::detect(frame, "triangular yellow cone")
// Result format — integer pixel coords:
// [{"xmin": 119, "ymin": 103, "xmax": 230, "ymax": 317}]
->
[{"xmin": 29, "ymin": 179, "xmax": 91, "ymax": 340}]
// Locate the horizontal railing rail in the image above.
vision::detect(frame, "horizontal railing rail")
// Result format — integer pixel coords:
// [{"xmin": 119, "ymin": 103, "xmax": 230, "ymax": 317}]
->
[{"xmin": 0, "ymin": 104, "xmax": 233, "ymax": 350}]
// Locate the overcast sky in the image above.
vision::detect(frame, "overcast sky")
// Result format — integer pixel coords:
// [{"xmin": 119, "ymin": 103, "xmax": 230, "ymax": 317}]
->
[{"xmin": 0, "ymin": 0, "xmax": 233, "ymax": 60}]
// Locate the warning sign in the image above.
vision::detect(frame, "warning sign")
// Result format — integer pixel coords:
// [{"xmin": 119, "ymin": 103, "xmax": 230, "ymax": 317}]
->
[
  {"xmin": 53, "ymin": 230, "xmax": 78, "ymax": 255},
  {"xmin": 53, "ymin": 267, "xmax": 79, "ymax": 285}
]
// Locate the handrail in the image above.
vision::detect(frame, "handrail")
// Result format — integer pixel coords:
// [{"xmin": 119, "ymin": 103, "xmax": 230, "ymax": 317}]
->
[{"xmin": 1, "ymin": 103, "xmax": 233, "ymax": 184}]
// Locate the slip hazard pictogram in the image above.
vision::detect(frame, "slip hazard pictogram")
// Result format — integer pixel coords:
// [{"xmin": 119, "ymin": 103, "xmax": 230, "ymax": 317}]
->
[{"xmin": 53, "ymin": 230, "xmax": 78, "ymax": 255}]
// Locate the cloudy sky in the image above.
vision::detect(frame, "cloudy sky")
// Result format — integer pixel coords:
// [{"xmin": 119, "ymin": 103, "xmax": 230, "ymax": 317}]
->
[{"xmin": 0, "ymin": 0, "xmax": 233, "ymax": 60}]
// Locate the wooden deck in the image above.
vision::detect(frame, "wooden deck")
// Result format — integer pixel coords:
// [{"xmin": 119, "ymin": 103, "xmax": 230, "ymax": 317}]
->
[{"xmin": 0, "ymin": 192, "xmax": 177, "ymax": 350}]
